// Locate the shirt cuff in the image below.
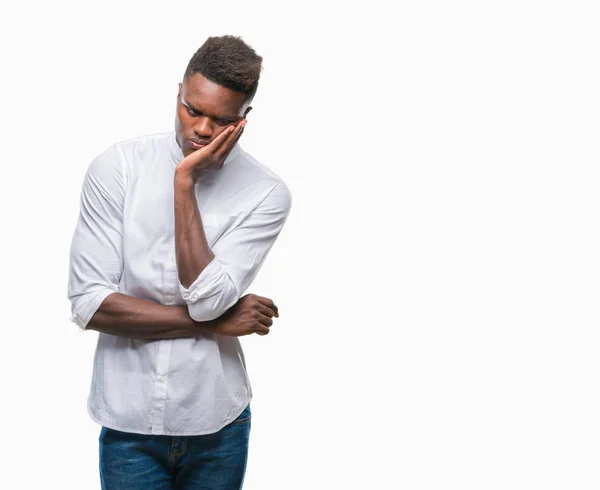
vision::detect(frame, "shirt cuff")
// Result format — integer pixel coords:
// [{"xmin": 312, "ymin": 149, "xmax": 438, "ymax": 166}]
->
[
  {"xmin": 70, "ymin": 312, "xmax": 87, "ymax": 332},
  {"xmin": 69, "ymin": 288, "xmax": 118, "ymax": 331},
  {"xmin": 179, "ymin": 256, "xmax": 230, "ymax": 303}
]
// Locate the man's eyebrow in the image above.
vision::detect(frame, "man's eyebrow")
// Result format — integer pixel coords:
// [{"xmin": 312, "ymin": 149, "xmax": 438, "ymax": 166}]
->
[
  {"xmin": 182, "ymin": 99, "xmax": 201, "ymax": 113},
  {"xmin": 182, "ymin": 98, "xmax": 238, "ymax": 121}
]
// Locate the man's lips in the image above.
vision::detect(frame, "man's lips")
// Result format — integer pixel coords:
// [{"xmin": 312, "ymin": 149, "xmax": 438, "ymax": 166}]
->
[{"xmin": 189, "ymin": 139, "xmax": 210, "ymax": 150}]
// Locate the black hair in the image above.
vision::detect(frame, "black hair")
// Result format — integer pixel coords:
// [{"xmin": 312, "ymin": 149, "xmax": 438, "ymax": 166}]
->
[{"xmin": 184, "ymin": 35, "xmax": 263, "ymax": 103}]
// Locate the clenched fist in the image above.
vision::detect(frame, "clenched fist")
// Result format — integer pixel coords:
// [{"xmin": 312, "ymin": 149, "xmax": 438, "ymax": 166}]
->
[{"xmin": 214, "ymin": 294, "xmax": 279, "ymax": 337}]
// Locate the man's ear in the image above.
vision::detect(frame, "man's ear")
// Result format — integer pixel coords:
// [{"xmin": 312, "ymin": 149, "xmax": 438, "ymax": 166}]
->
[
  {"xmin": 177, "ymin": 82, "xmax": 182, "ymax": 98},
  {"xmin": 243, "ymin": 106, "xmax": 253, "ymax": 118}
]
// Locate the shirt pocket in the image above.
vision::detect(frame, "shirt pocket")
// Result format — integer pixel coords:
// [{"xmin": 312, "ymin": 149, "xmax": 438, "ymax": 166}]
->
[{"xmin": 201, "ymin": 213, "xmax": 236, "ymax": 245}]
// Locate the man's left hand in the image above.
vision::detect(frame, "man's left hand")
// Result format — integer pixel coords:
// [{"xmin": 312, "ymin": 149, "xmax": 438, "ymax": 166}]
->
[{"xmin": 175, "ymin": 119, "xmax": 246, "ymax": 181}]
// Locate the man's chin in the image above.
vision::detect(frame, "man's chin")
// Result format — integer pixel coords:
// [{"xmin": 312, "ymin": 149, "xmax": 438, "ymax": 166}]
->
[{"xmin": 182, "ymin": 144, "xmax": 197, "ymax": 158}]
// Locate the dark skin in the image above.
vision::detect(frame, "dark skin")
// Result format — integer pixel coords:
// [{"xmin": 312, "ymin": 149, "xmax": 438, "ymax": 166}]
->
[
  {"xmin": 175, "ymin": 72, "xmax": 251, "ymax": 160},
  {"xmin": 174, "ymin": 73, "xmax": 250, "ymax": 288},
  {"xmin": 86, "ymin": 73, "xmax": 278, "ymax": 340},
  {"xmin": 88, "ymin": 292, "xmax": 278, "ymax": 339}
]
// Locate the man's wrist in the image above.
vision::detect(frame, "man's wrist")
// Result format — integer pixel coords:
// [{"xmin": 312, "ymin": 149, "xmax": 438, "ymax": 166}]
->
[
  {"xmin": 174, "ymin": 169, "xmax": 196, "ymax": 188},
  {"xmin": 193, "ymin": 317, "xmax": 220, "ymax": 335}
]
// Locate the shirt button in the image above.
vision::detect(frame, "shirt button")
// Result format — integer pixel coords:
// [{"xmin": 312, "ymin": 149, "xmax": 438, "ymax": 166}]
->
[{"xmin": 158, "ymin": 376, "xmax": 166, "ymax": 383}]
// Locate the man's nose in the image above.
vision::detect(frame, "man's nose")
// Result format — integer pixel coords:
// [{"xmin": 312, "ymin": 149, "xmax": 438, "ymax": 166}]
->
[{"xmin": 193, "ymin": 116, "xmax": 213, "ymax": 138}]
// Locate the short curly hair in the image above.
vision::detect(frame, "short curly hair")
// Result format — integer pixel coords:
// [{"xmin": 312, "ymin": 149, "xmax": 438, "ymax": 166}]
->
[{"xmin": 184, "ymin": 35, "xmax": 263, "ymax": 104}]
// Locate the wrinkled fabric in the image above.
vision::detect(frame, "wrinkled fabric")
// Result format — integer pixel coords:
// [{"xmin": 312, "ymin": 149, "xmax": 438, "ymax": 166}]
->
[{"xmin": 67, "ymin": 131, "xmax": 291, "ymax": 435}]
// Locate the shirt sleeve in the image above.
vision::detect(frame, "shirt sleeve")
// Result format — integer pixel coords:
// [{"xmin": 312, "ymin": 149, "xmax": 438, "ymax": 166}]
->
[
  {"xmin": 67, "ymin": 146, "xmax": 126, "ymax": 330},
  {"xmin": 179, "ymin": 182, "xmax": 292, "ymax": 322}
]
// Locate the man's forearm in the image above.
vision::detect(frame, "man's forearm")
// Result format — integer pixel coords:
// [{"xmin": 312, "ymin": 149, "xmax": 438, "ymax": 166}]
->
[
  {"xmin": 87, "ymin": 292, "xmax": 218, "ymax": 340},
  {"xmin": 174, "ymin": 173, "xmax": 215, "ymax": 289}
]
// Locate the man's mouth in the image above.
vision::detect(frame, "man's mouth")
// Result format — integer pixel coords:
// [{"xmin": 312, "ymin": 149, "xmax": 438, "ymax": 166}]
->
[{"xmin": 189, "ymin": 139, "xmax": 209, "ymax": 150}]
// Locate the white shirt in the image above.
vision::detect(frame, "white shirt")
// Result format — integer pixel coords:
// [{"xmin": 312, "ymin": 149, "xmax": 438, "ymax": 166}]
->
[{"xmin": 67, "ymin": 131, "xmax": 292, "ymax": 436}]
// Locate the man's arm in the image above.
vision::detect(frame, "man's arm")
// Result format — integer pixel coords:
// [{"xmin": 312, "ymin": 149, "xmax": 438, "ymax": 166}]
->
[
  {"xmin": 174, "ymin": 172, "xmax": 216, "ymax": 289},
  {"xmin": 85, "ymin": 292, "xmax": 215, "ymax": 340},
  {"xmin": 174, "ymin": 178, "xmax": 291, "ymax": 323},
  {"xmin": 173, "ymin": 122, "xmax": 292, "ymax": 323},
  {"xmin": 86, "ymin": 292, "xmax": 276, "ymax": 340},
  {"xmin": 67, "ymin": 146, "xmax": 276, "ymax": 339},
  {"xmin": 174, "ymin": 121, "xmax": 243, "ymax": 290}
]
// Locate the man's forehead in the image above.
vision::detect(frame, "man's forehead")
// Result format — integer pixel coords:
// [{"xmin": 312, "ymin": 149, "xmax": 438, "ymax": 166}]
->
[
  {"xmin": 181, "ymin": 77, "xmax": 247, "ymax": 114},
  {"xmin": 181, "ymin": 84, "xmax": 249, "ymax": 117}
]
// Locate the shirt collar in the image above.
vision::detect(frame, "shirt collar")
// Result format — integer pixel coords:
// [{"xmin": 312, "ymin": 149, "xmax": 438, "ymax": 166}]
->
[{"xmin": 168, "ymin": 131, "xmax": 241, "ymax": 168}]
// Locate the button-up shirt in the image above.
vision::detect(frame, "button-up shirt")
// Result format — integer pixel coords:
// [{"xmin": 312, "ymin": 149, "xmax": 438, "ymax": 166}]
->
[{"xmin": 67, "ymin": 131, "xmax": 292, "ymax": 435}]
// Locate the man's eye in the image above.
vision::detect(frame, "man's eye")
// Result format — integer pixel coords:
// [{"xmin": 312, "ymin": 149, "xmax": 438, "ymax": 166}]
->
[
  {"xmin": 215, "ymin": 120, "xmax": 229, "ymax": 126},
  {"xmin": 187, "ymin": 108, "xmax": 198, "ymax": 116}
]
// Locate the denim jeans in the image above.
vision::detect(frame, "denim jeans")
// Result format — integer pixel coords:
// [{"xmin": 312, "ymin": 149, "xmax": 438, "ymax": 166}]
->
[{"xmin": 99, "ymin": 404, "xmax": 251, "ymax": 489}]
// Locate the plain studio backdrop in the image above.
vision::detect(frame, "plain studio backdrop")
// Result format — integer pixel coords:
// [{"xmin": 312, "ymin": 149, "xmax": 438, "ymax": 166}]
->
[{"xmin": 0, "ymin": 1, "xmax": 599, "ymax": 488}]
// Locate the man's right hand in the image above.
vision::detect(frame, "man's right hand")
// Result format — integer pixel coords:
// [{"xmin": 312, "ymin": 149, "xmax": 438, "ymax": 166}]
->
[{"xmin": 212, "ymin": 294, "xmax": 279, "ymax": 337}]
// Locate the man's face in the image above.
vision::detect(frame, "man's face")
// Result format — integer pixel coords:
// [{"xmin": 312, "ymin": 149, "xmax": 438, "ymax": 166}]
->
[{"xmin": 175, "ymin": 73, "xmax": 251, "ymax": 158}]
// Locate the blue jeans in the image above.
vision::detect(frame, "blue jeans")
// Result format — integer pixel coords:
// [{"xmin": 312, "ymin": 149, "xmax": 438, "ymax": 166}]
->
[{"xmin": 99, "ymin": 404, "xmax": 251, "ymax": 489}]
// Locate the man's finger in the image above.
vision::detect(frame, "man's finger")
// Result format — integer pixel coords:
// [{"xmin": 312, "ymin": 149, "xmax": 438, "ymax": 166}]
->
[
  {"xmin": 177, "ymin": 126, "xmax": 234, "ymax": 172},
  {"xmin": 257, "ymin": 313, "xmax": 274, "ymax": 327},
  {"xmin": 209, "ymin": 125, "xmax": 236, "ymax": 153},
  {"xmin": 255, "ymin": 295, "xmax": 278, "ymax": 317},
  {"xmin": 229, "ymin": 125, "xmax": 245, "ymax": 149},
  {"xmin": 256, "ymin": 303, "xmax": 275, "ymax": 319},
  {"xmin": 254, "ymin": 295, "xmax": 276, "ymax": 309},
  {"xmin": 219, "ymin": 128, "xmax": 244, "ymax": 164},
  {"xmin": 216, "ymin": 120, "xmax": 246, "ymax": 159},
  {"xmin": 253, "ymin": 323, "xmax": 270, "ymax": 336}
]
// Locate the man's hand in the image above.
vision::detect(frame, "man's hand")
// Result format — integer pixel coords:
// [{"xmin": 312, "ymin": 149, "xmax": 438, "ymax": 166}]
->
[
  {"xmin": 175, "ymin": 119, "xmax": 246, "ymax": 182},
  {"xmin": 212, "ymin": 294, "xmax": 279, "ymax": 337}
]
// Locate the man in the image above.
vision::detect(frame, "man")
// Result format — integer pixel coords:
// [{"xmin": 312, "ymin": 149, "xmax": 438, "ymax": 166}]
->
[{"xmin": 67, "ymin": 35, "xmax": 292, "ymax": 489}]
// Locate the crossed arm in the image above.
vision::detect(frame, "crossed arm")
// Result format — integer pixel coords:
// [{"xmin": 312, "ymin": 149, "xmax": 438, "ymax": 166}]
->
[
  {"xmin": 67, "ymin": 143, "xmax": 290, "ymax": 340},
  {"xmin": 83, "ymin": 290, "xmax": 278, "ymax": 340},
  {"xmin": 172, "ymin": 120, "xmax": 290, "ymax": 322}
]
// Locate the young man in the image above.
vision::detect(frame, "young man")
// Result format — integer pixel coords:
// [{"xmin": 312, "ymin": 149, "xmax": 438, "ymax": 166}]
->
[{"xmin": 67, "ymin": 35, "xmax": 292, "ymax": 489}]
